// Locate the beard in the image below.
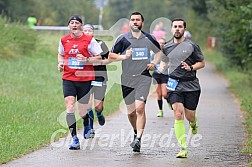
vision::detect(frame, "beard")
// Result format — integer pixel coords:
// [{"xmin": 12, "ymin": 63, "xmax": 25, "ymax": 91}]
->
[
  {"xmin": 131, "ymin": 24, "xmax": 142, "ymax": 32},
  {"xmin": 174, "ymin": 32, "xmax": 184, "ymax": 39}
]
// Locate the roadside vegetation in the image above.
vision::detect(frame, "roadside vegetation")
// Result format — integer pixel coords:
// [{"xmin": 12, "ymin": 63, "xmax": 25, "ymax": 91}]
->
[{"xmin": 0, "ymin": 17, "xmax": 122, "ymax": 164}]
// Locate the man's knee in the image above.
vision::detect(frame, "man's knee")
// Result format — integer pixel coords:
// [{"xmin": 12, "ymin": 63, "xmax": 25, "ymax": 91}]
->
[
  {"xmin": 65, "ymin": 97, "xmax": 75, "ymax": 113},
  {"xmin": 128, "ymin": 111, "xmax": 136, "ymax": 118},
  {"xmin": 162, "ymin": 92, "xmax": 168, "ymax": 99},
  {"xmin": 173, "ymin": 104, "xmax": 184, "ymax": 119}
]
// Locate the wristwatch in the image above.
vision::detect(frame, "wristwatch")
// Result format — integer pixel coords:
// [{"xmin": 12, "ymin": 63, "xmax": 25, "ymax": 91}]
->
[
  {"xmin": 190, "ymin": 65, "xmax": 193, "ymax": 71},
  {"xmin": 86, "ymin": 57, "xmax": 90, "ymax": 63}
]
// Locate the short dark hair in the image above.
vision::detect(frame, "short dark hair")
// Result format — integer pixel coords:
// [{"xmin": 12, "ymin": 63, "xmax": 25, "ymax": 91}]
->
[
  {"xmin": 130, "ymin": 12, "xmax": 144, "ymax": 22},
  {"xmin": 171, "ymin": 18, "xmax": 186, "ymax": 28}
]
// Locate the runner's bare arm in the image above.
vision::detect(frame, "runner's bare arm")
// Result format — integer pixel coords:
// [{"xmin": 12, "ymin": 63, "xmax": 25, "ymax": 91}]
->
[
  {"xmin": 108, "ymin": 49, "xmax": 132, "ymax": 61},
  {"xmin": 57, "ymin": 54, "xmax": 64, "ymax": 72},
  {"xmin": 76, "ymin": 54, "xmax": 102, "ymax": 64},
  {"xmin": 181, "ymin": 60, "xmax": 205, "ymax": 71},
  {"xmin": 147, "ymin": 50, "xmax": 163, "ymax": 70},
  {"xmin": 158, "ymin": 60, "xmax": 168, "ymax": 74}
]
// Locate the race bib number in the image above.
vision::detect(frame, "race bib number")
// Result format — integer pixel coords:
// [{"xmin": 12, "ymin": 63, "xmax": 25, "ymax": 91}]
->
[
  {"xmin": 166, "ymin": 78, "xmax": 179, "ymax": 91},
  {"xmin": 91, "ymin": 81, "xmax": 103, "ymax": 87},
  {"xmin": 132, "ymin": 48, "xmax": 148, "ymax": 60},
  {"xmin": 68, "ymin": 57, "xmax": 84, "ymax": 69}
]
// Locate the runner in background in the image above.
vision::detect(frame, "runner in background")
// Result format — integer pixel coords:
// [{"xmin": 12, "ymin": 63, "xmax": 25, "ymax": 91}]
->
[
  {"xmin": 57, "ymin": 16, "xmax": 102, "ymax": 150},
  {"xmin": 27, "ymin": 15, "xmax": 37, "ymax": 28},
  {"xmin": 83, "ymin": 24, "xmax": 110, "ymax": 138},
  {"xmin": 151, "ymin": 38, "xmax": 170, "ymax": 117}
]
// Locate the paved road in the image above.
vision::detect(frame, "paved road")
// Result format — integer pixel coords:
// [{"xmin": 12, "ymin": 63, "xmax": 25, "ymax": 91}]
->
[{"xmin": 2, "ymin": 62, "xmax": 249, "ymax": 167}]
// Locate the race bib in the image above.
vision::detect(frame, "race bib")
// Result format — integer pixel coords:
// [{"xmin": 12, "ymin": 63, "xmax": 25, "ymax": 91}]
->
[
  {"xmin": 91, "ymin": 81, "xmax": 103, "ymax": 87},
  {"xmin": 132, "ymin": 48, "xmax": 148, "ymax": 60},
  {"xmin": 68, "ymin": 57, "xmax": 84, "ymax": 69},
  {"xmin": 166, "ymin": 78, "xmax": 179, "ymax": 91}
]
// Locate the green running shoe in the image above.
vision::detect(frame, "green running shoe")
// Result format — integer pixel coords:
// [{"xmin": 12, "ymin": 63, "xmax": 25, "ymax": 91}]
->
[
  {"xmin": 156, "ymin": 110, "xmax": 163, "ymax": 117},
  {"xmin": 176, "ymin": 148, "xmax": 188, "ymax": 158},
  {"xmin": 190, "ymin": 115, "xmax": 198, "ymax": 134}
]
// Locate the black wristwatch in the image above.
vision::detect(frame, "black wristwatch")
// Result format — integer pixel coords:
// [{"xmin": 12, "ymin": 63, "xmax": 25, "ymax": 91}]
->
[
  {"xmin": 86, "ymin": 57, "xmax": 90, "ymax": 63},
  {"xmin": 190, "ymin": 65, "xmax": 193, "ymax": 71}
]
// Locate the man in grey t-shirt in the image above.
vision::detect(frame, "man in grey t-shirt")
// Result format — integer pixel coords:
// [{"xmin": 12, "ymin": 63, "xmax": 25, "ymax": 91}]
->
[
  {"xmin": 159, "ymin": 18, "xmax": 205, "ymax": 158},
  {"xmin": 109, "ymin": 12, "xmax": 163, "ymax": 152}
]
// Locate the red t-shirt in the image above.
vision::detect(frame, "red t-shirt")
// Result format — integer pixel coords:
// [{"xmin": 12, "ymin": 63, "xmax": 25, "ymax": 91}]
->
[{"xmin": 60, "ymin": 33, "xmax": 95, "ymax": 81}]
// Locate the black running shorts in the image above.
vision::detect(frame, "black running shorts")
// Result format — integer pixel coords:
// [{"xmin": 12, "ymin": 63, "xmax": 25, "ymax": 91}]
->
[
  {"xmin": 167, "ymin": 90, "xmax": 201, "ymax": 110},
  {"xmin": 62, "ymin": 79, "xmax": 92, "ymax": 104},
  {"xmin": 152, "ymin": 73, "xmax": 169, "ymax": 84}
]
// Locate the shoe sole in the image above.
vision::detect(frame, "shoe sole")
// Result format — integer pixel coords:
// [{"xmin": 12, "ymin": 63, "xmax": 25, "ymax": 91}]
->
[
  {"xmin": 176, "ymin": 151, "xmax": 188, "ymax": 158},
  {"xmin": 84, "ymin": 135, "xmax": 90, "ymax": 139},
  {"xmin": 133, "ymin": 148, "xmax": 140, "ymax": 152},
  {"xmin": 176, "ymin": 155, "xmax": 187, "ymax": 158},
  {"xmin": 69, "ymin": 146, "xmax": 80, "ymax": 150}
]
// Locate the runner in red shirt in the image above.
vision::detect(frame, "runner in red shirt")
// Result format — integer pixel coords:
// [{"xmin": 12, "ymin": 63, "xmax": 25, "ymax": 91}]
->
[{"xmin": 57, "ymin": 15, "xmax": 102, "ymax": 150}]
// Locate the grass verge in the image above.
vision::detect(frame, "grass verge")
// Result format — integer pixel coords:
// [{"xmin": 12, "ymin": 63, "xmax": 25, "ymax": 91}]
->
[{"xmin": 0, "ymin": 31, "xmax": 123, "ymax": 164}]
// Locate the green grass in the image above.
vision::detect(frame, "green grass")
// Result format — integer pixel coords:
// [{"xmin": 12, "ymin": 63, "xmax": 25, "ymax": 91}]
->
[
  {"xmin": 0, "ymin": 31, "xmax": 123, "ymax": 164},
  {"xmin": 204, "ymin": 49, "xmax": 252, "ymax": 164},
  {"xmin": 0, "ymin": 53, "xmax": 64, "ymax": 163}
]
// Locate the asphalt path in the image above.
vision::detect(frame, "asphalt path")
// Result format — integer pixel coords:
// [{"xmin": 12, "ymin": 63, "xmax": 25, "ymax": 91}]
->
[{"xmin": 2, "ymin": 62, "xmax": 249, "ymax": 167}]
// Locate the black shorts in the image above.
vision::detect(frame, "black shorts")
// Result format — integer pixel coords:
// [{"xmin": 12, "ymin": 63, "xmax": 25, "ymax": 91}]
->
[
  {"xmin": 167, "ymin": 90, "xmax": 201, "ymax": 110},
  {"xmin": 62, "ymin": 79, "xmax": 92, "ymax": 104},
  {"xmin": 121, "ymin": 75, "xmax": 152, "ymax": 105},
  {"xmin": 152, "ymin": 73, "xmax": 169, "ymax": 84},
  {"xmin": 90, "ymin": 81, "xmax": 107, "ymax": 101}
]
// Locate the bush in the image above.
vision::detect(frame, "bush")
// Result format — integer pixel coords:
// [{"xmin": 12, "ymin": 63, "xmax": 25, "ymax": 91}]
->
[
  {"xmin": 208, "ymin": 1, "xmax": 252, "ymax": 71},
  {"xmin": 0, "ymin": 15, "xmax": 37, "ymax": 59}
]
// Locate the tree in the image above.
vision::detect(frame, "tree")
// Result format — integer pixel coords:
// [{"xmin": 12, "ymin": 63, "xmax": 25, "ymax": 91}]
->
[
  {"xmin": 103, "ymin": 0, "xmax": 133, "ymax": 28},
  {"xmin": 208, "ymin": 0, "xmax": 252, "ymax": 70},
  {"xmin": 0, "ymin": 0, "xmax": 36, "ymax": 22}
]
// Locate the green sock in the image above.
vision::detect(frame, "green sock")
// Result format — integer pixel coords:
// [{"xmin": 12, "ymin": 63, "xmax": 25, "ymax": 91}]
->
[{"xmin": 174, "ymin": 120, "xmax": 187, "ymax": 149}]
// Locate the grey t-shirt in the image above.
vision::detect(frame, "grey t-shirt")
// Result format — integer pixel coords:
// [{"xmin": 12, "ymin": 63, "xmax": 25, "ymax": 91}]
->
[
  {"xmin": 162, "ymin": 39, "xmax": 204, "ymax": 91},
  {"xmin": 111, "ymin": 31, "xmax": 161, "ymax": 76}
]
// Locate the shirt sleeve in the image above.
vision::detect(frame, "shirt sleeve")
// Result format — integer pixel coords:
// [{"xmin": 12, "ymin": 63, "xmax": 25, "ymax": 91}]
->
[
  {"xmin": 58, "ymin": 40, "xmax": 64, "ymax": 55},
  {"xmin": 161, "ymin": 45, "xmax": 169, "ymax": 62},
  {"xmin": 192, "ymin": 43, "xmax": 204, "ymax": 61},
  {"xmin": 88, "ymin": 38, "xmax": 103, "ymax": 56},
  {"xmin": 149, "ymin": 34, "xmax": 161, "ymax": 54},
  {"xmin": 99, "ymin": 40, "xmax": 109, "ymax": 59},
  {"xmin": 111, "ymin": 34, "xmax": 128, "ymax": 54}
]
